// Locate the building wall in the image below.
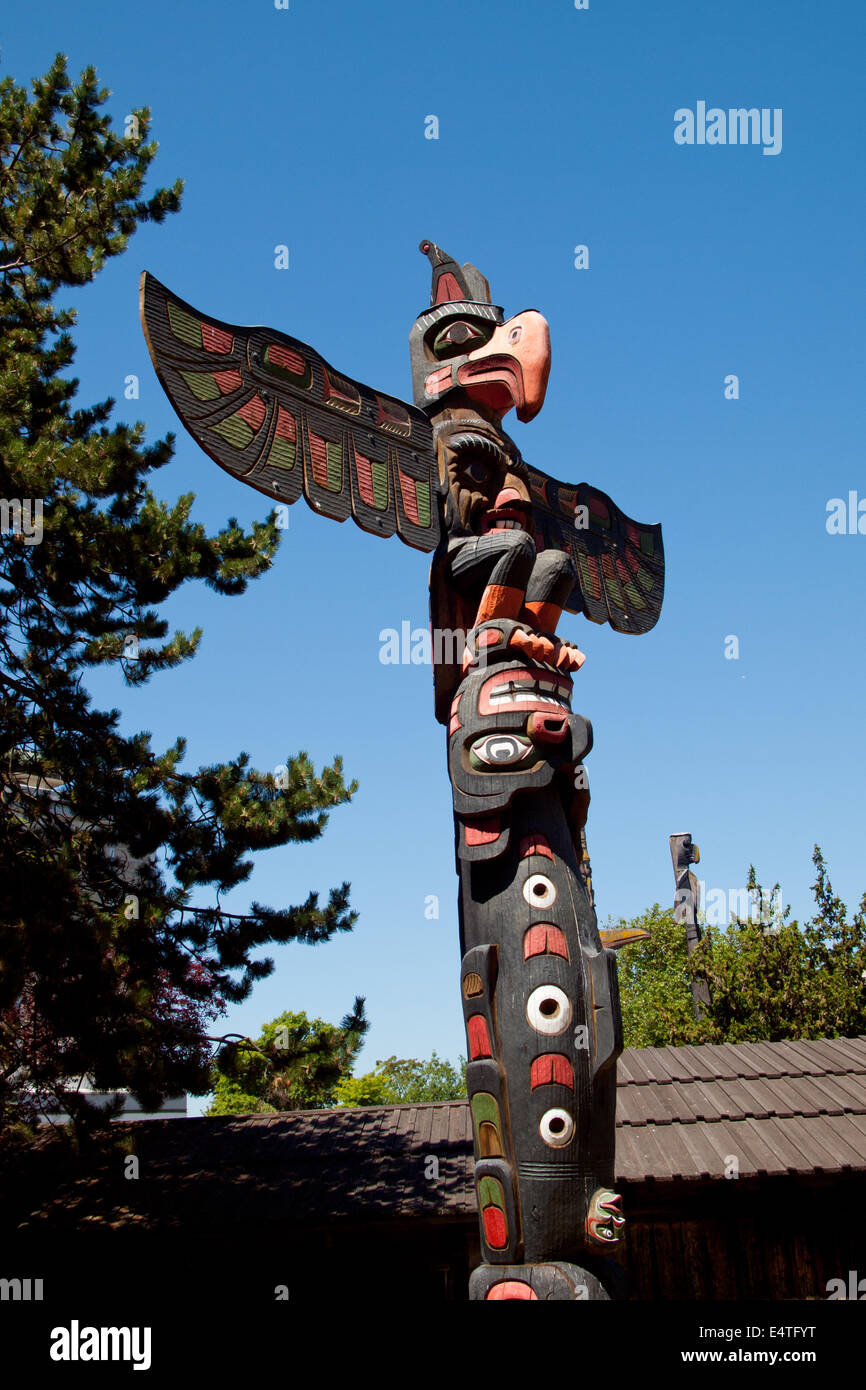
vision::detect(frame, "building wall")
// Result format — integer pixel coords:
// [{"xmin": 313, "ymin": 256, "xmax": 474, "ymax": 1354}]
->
[{"xmin": 619, "ymin": 1174, "xmax": 864, "ymax": 1300}]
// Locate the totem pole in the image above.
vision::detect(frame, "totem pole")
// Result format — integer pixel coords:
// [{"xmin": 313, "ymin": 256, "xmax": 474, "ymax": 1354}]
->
[
  {"xmin": 140, "ymin": 240, "xmax": 665, "ymax": 1300},
  {"xmin": 670, "ymin": 832, "xmax": 710, "ymax": 1019}
]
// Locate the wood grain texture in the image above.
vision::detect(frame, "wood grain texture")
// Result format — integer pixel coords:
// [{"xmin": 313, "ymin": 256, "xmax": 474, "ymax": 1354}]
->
[{"xmin": 138, "ymin": 242, "xmax": 666, "ymax": 1300}]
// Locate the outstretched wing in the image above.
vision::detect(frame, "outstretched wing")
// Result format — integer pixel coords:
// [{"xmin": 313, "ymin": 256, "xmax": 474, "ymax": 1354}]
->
[
  {"xmin": 139, "ymin": 273, "xmax": 441, "ymax": 552},
  {"xmin": 527, "ymin": 466, "xmax": 664, "ymax": 633}
]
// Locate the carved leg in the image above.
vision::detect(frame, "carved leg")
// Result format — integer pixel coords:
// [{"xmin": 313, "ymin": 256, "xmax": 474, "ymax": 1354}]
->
[
  {"xmin": 448, "ymin": 530, "xmax": 536, "ymax": 627},
  {"xmin": 522, "ymin": 547, "xmax": 577, "ymax": 636}
]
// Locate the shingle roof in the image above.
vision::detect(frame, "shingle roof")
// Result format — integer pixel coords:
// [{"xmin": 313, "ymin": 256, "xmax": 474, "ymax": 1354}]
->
[
  {"xmin": 614, "ymin": 1035, "xmax": 866, "ymax": 1183},
  {"xmin": 13, "ymin": 1037, "xmax": 866, "ymax": 1231}
]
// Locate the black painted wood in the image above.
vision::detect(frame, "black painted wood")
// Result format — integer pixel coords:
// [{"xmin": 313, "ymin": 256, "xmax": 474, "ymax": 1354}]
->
[{"xmin": 139, "ymin": 241, "xmax": 666, "ymax": 1300}]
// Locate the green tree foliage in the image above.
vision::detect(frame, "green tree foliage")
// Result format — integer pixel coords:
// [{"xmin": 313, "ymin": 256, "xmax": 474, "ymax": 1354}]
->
[
  {"xmin": 615, "ymin": 903, "xmax": 702, "ymax": 1048},
  {"xmin": 0, "ymin": 57, "xmax": 358, "ymax": 1139},
  {"xmin": 336, "ymin": 1051, "xmax": 466, "ymax": 1106},
  {"xmin": 615, "ymin": 848, "xmax": 866, "ymax": 1048},
  {"xmin": 207, "ymin": 1004, "xmax": 368, "ymax": 1115}
]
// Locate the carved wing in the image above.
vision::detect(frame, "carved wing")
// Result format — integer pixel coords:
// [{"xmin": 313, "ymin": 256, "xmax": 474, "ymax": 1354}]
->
[
  {"xmin": 526, "ymin": 466, "xmax": 664, "ymax": 633},
  {"xmin": 139, "ymin": 273, "xmax": 441, "ymax": 552}
]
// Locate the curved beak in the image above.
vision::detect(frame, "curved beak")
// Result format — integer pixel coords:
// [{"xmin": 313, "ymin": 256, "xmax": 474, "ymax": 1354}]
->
[{"xmin": 457, "ymin": 311, "xmax": 551, "ymax": 422}]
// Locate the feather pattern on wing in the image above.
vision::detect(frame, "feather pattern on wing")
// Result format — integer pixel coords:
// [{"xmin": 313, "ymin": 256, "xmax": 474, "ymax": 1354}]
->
[
  {"xmin": 526, "ymin": 465, "xmax": 664, "ymax": 633},
  {"xmin": 139, "ymin": 272, "xmax": 441, "ymax": 553}
]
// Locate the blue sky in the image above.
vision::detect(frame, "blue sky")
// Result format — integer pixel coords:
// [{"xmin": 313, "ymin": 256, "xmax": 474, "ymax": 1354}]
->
[{"xmin": 6, "ymin": 1, "xmax": 865, "ymax": 1107}]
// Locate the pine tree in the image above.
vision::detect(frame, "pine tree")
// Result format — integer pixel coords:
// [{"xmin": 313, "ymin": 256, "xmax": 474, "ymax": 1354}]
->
[
  {"xmin": 0, "ymin": 56, "xmax": 360, "ymax": 1139},
  {"xmin": 208, "ymin": 1004, "xmax": 369, "ymax": 1115}
]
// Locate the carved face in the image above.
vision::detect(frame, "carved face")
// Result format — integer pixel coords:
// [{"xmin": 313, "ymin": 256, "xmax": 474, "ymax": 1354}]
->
[
  {"xmin": 585, "ymin": 1188, "xmax": 625, "ymax": 1245},
  {"xmin": 448, "ymin": 620, "xmax": 589, "ymax": 833},
  {"xmin": 435, "ymin": 416, "xmax": 534, "ymax": 540},
  {"xmin": 410, "ymin": 304, "xmax": 551, "ymax": 422},
  {"xmin": 449, "ymin": 312, "xmax": 551, "ymax": 423}
]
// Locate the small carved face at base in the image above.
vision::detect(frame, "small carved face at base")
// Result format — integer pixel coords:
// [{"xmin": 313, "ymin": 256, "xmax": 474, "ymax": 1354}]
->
[{"xmin": 586, "ymin": 1189, "xmax": 625, "ymax": 1245}]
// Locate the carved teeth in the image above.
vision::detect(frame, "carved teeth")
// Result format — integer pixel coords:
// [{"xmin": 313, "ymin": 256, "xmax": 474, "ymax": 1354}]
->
[{"xmin": 488, "ymin": 679, "xmax": 571, "ymax": 710}]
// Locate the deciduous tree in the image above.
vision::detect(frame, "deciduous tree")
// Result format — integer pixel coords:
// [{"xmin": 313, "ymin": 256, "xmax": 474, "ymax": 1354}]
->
[
  {"xmin": 615, "ymin": 848, "xmax": 866, "ymax": 1048},
  {"xmin": 336, "ymin": 1051, "xmax": 466, "ymax": 1106}
]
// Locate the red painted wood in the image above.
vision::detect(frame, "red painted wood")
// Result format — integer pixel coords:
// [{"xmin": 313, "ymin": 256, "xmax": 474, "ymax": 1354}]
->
[
  {"xmin": 482, "ymin": 1205, "xmax": 508, "ymax": 1249},
  {"xmin": 467, "ymin": 1014, "xmax": 492, "ymax": 1059},
  {"xmin": 201, "ymin": 322, "xmax": 233, "ymax": 354},
  {"xmin": 530, "ymin": 1053, "xmax": 575, "ymax": 1090},
  {"xmin": 308, "ymin": 429, "xmax": 330, "ymax": 487},
  {"xmin": 519, "ymin": 834, "xmax": 554, "ymax": 860},
  {"xmin": 237, "ymin": 395, "xmax": 267, "ymax": 432},
  {"xmin": 486, "ymin": 1281, "xmax": 538, "ymax": 1301},
  {"xmin": 464, "ymin": 815, "xmax": 501, "ymax": 847},
  {"xmin": 434, "ymin": 271, "xmax": 464, "ymax": 304},
  {"xmin": 265, "ymin": 342, "xmax": 305, "ymax": 375},
  {"xmin": 523, "ymin": 923, "xmax": 569, "ymax": 961},
  {"xmin": 213, "ymin": 369, "xmax": 242, "ymax": 394},
  {"xmin": 397, "ymin": 469, "xmax": 420, "ymax": 524},
  {"xmin": 355, "ymin": 452, "xmax": 375, "ymax": 506}
]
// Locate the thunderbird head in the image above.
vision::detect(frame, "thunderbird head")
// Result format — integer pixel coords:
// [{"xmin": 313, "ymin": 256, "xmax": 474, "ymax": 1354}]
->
[{"xmin": 409, "ymin": 241, "xmax": 551, "ymax": 425}]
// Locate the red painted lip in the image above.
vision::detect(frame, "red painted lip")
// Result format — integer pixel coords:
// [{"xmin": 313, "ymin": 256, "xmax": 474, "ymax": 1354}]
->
[
  {"xmin": 479, "ymin": 667, "xmax": 573, "ymax": 717},
  {"xmin": 480, "ymin": 505, "xmax": 530, "ymax": 535}
]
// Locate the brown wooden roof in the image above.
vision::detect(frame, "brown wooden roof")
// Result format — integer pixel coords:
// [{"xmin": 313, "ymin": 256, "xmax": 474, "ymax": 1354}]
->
[
  {"xmin": 9, "ymin": 1037, "xmax": 866, "ymax": 1232},
  {"xmin": 614, "ymin": 1035, "xmax": 866, "ymax": 1183}
]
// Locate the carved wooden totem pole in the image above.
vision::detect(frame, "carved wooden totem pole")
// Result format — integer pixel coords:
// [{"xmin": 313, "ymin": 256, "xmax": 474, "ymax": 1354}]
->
[
  {"xmin": 670, "ymin": 832, "xmax": 710, "ymax": 1020},
  {"xmin": 140, "ymin": 240, "xmax": 665, "ymax": 1300}
]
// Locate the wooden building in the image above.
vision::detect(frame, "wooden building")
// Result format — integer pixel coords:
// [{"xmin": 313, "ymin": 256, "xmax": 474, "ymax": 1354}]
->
[{"xmin": 5, "ymin": 1036, "xmax": 865, "ymax": 1301}]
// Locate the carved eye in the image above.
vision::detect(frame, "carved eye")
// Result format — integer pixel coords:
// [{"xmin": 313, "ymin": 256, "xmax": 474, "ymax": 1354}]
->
[
  {"xmin": 508, "ymin": 325, "xmax": 522, "ymax": 346},
  {"xmin": 523, "ymin": 874, "xmax": 557, "ymax": 908},
  {"xmin": 539, "ymin": 1108, "xmax": 574, "ymax": 1148},
  {"xmin": 469, "ymin": 733, "xmax": 535, "ymax": 770},
  {"xmin": 464, "ymin": 461, "xmax": 489, "ymax": 484},
  {"xmin": 432, "ymin": 320, "xmax": 490, "ymax": 359},
  {"xmin": 526, "ymin": 985, "xmax": 572, "ymax": 1035}
]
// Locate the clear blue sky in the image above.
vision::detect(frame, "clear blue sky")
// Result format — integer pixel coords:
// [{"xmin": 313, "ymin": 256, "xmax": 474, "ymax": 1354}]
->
[{"xmin": 6, "ymin": 1, "xmax": 865, "ymax": 1108}]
